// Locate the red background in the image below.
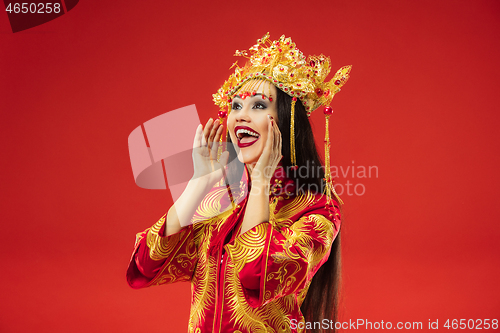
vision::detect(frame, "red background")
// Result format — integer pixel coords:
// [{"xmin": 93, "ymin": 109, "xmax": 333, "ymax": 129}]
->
[{"xmin": 1, "ymin": 0, "xmax": 499, "ymax": 332}]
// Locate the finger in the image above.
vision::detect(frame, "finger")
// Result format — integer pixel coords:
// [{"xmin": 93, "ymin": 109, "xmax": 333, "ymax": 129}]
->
[
  {"xmin": 257, "ymin": 115, "xmax": 273, "ymax": 172},
  {"xmin": 193, "ymin": 124, "xmax": 203, "ymax": 149},
  {"xmin": 202, "ymin": 118, "xmax": 213, "ymax": 146},
  {"xmin": 273, "ymin": 117, "xmax": 282, "ymax": 138},
  {"xmin": 271, "ymin": 117, "xmax": 278, "ymax": 153},
  {"xmin": 277, "ymin": 125, "xmax": 282, "ymax": 163},
  {"xmin": 214, "ymin": 119, "xmax": 224, "ymax": 143},
  {"xmin": 219, "ymin": 150, "xmax": 229, "ymax": 168},
  {"xmin": 208, "ymin": 119, "xmax": 220, "ymax": 152},
  {"xmin": 268, "ymin": 117, "xmax": 281, "ymax": 167},
  {"xmin": 274, "ymin": 119, "xmax": 282, "ymax": 160},
  {"xmin": 270, "ymin": 116, "xmax": 279, "ymax": 158},
  {"xmin": 265, "ymin": 115, "xmax": 273, "ymax": 153}
]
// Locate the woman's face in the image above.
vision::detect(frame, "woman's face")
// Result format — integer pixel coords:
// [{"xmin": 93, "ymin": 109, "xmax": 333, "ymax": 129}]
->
[{"xmin": 227, "ymin": 80, "xmax": 279, "ymax": 165}]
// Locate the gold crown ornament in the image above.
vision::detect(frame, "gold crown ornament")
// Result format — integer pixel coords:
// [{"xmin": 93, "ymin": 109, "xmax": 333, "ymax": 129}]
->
[{"xmin": 213, "ymin": 33, "xmax": 351, "ymax": 205}]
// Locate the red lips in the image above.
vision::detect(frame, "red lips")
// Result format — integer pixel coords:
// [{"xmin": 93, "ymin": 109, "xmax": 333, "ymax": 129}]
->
[{"xmin": 235, "ymin": 126, "xmax": 260, "ymax": 148}]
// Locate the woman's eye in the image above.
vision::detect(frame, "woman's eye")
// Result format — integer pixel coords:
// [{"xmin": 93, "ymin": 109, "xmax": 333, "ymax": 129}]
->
[
  {"xmin": 231, "ymin": 103, "xmax": 242, "ymax": 110},
  {"xmin": 253, "ymin": 102, "xmax": 267, "ymax": 109}
]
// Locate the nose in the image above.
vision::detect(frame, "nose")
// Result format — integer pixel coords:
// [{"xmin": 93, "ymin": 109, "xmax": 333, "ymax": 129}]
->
[{"xmin": 234, "ymin": 104, "xmax": 251, "ymax": 123}]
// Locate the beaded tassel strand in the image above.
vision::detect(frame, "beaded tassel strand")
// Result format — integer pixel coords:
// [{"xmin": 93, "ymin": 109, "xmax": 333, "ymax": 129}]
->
[
  {"xmin": 323, "ymin": 106, "xmax": 344, "ymax": 205},
  {"xmin": 290, "ymin": 97, "xmax": 297, "ymax": 168},
  {"xmin": 217, "ymin": 105, "xmax": 229, "ymax": 160},
  {"xmin": 217, "ymin": 104, "xmax": 236, "ymax": 208}
]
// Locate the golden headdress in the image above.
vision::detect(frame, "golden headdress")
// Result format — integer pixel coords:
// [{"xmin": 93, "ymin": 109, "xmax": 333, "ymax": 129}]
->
[
  {"xmin": 213, "ymin": 32, "xmax": 351, "ymax": 115},
  {"xmin": 213, "ymin": 33, "xmax": 351, "ymax": 205}
]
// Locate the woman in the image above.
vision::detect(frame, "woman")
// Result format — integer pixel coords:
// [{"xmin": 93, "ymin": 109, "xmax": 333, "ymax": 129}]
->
[{"xmin": 126, "ymin": 33, "xmax": 351, "ymax": 333}]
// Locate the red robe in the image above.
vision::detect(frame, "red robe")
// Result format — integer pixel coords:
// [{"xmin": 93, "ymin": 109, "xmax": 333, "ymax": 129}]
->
[{"xmin": 126, "ymin": 166, "xmax": 341, "ymax": 333}]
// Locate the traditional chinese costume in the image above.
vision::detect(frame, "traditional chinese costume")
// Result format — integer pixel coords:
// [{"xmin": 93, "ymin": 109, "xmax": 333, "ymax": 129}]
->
[{"xmin": 126, "ymin": 165, "xmax": 341, "ymax": 333}]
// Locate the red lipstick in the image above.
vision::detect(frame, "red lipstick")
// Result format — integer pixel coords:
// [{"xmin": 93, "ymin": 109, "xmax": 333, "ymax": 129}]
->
[{"xmin": 235, "ymin": 125, "xmax": 260, "ymax": 148}]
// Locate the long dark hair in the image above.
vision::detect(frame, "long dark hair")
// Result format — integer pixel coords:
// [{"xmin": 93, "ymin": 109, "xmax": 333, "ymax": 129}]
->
[
  {"xmin": 276, "ymin": 88, "xmax": 342, "ymax": 333},
  {"xmin": 225, "ymin": 86, "xmax": 342, "ymax": 332}
]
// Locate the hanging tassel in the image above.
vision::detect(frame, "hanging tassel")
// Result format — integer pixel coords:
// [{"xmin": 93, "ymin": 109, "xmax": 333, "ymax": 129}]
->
[
  {"xmin": 215, "ymin": 103, "xmax": 236, "ymax": 209},
  {"xmin": 323, "ymin": 106, "xmax": 344, "ymax": 206},
  {"xmin": 290, "ymin": 97, "xmax": 297, "ymax": 168},
  {"xmin": 217, "ymin": 103, "xmax": 230, "ymax": 160}
]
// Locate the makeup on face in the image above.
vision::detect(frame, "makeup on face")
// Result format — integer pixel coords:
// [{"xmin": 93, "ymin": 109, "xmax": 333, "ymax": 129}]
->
[{"xmin": 227, "ymin": 80, "xmax": 278, "ymax": 165}]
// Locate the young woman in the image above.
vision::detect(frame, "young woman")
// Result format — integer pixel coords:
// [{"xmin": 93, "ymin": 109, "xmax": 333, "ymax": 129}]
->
[{"xmin": 127, "ymin": 33, "xmax": 351, "ymax": 333}]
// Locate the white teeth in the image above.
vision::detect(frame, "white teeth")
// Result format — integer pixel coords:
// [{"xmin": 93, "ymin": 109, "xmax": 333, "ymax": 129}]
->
[{"xmin": 236, "ymin": 128, "xmax": 259, "ymax": 138}]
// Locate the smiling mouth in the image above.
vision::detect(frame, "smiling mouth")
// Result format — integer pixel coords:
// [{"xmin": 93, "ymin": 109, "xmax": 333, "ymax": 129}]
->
[{"xmin": 235, "ymin": 126, "xmax": 260, "ymax": 147}]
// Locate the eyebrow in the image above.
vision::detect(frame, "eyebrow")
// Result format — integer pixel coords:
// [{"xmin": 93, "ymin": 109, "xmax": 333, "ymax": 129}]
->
[{"xmin": 233, "ymin": 92, "xmax": 269, "ymax": 100}]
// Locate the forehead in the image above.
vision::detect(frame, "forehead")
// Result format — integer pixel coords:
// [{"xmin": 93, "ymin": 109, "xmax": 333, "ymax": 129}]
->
[{"xmin": 235, "ymin": 79, "xmax": 277, "ymax": 96}]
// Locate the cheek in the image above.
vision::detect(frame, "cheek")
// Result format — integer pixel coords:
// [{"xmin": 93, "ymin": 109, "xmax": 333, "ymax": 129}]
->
[
  {"xmin": 226, "ymin": 116, "xmax": 235, "ymax": 139},
  {"xmin": 226, "ymin": 115, "xmax": 234, "ymax": 128},
  {"xmin": 257, "ymin": 118, "xmax": 271, "ymax": 136}
]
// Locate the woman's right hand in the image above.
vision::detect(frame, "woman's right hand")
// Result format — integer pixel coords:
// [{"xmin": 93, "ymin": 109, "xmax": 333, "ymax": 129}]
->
[
  {"xmin": 191, "ymin": 118, "xmax": 229, "ymax": 189},
  {"xmin": 166, "ymin": 119, "xmax": 229, "ymax": 233}
]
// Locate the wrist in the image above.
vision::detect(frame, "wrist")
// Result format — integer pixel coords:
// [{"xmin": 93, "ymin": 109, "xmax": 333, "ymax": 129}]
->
[
  {"xmin": 249, "ymin": 181, "xmax": 270, "ymax": 197},
  {"xmin": 187, "ymin": 177, "xmax": 212, "ymax": 196}
]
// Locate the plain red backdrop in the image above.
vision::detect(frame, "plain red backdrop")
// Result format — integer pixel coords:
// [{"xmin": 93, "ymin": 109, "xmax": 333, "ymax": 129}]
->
[{"xmin": 1, "ymin": 0, "xmax": 499, "ymax": 332}]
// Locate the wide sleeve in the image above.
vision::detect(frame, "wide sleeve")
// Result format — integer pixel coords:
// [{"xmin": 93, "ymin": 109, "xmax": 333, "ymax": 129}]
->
[
  {"xmin": 126, "ymin": 213, "xmax": 198, "ymax": 289},
  {"xmin": 224, "ymin": 202, "xmax": 340, "ymax": 308}
]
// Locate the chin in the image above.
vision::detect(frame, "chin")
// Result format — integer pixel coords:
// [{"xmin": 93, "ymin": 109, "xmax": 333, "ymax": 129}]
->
[
  {"xmin": 235, "ymin": 147, "xmax": 261, "ymax": 165},
  {"xmin": 237, "ymin": 151, "xmax": 258, "ymax": 165}
]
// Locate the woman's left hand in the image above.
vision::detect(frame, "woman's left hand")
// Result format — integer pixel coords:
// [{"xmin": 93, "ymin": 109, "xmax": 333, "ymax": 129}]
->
[{"xmin": 249, "ymin": 115, "xmax": 282, "ymax": 189}]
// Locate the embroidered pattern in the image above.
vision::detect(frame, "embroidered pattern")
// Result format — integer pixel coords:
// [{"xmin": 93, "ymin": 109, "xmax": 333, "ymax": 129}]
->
[{"xmin": 128, "ymin": 181, "xmax": 340, "ymax": 333}]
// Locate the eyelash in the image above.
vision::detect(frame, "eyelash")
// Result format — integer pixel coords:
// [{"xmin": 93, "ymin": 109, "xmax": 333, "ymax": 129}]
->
[{"xmin": 231, "ymin": 102, "xmax": 267, "ymax": 110}]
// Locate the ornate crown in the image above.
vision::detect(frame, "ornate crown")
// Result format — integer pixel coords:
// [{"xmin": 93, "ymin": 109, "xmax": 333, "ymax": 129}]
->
[{"xmin": 213, "ymin": 33, "xmax": 352, "ymax": 116}]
